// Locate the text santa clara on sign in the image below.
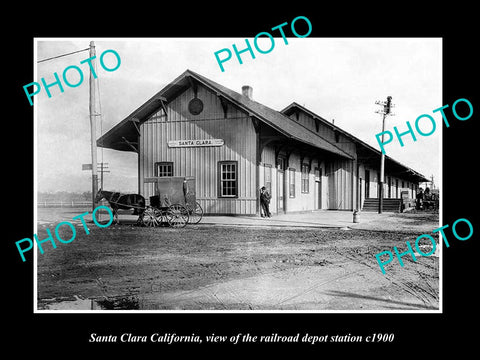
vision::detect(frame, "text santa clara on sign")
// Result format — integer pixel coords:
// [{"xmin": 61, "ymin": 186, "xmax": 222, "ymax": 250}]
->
[{"xmin": 167, "ymin": 139, "xmax": 224, "ymax": 148}]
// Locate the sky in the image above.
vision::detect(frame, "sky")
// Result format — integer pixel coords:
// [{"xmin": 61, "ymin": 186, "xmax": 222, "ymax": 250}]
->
[{"xmin": 35, "ymin": 37, "xmax": 442, "ymax": 194}]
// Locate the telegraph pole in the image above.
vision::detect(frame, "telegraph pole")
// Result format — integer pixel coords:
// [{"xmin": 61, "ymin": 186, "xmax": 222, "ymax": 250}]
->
[
  {"xmin": 375, "ymin": 96, "xmax": 394, "ymax": 214},
  {"xmin": 98, "ymin": 162, "xmax": 110, "ymax": 190},
  {"xmin": 89, "ymin": 41, "xmax": 98, "ymax": 211}
]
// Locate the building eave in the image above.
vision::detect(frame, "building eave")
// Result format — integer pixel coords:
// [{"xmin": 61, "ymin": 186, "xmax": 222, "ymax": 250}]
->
[
  {"xmin": 98, "ymin": 70, "xmax": 354, "ymax": 160},
  {"xmin": 281, "ymin": 102, "xmax": 429, "ymax": 183}
]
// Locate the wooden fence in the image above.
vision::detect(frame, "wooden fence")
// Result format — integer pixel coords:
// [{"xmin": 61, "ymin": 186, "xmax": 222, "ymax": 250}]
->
[{"xmin": 37, "ymin": 200, "xmax": 109, "ymax": 208}]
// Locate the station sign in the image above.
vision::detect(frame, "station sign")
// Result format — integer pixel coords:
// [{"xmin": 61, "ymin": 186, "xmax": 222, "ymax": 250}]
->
[{"xmin": 167, "ymin": 139, "xmax": 224, "ymax": 148}]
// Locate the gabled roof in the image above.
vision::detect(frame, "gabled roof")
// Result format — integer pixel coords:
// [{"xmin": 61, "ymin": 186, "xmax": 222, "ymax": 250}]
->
[
  {"xmin": 97, "ymin": 69, "xmax": 427, "ymax": 183},
  {"xmin": 97, "ymin": 69, "xmax": 353, "ymax": 159},
  {"xmin": 281, "ymin": 102, "xmax": 429, "ymax": 183}
]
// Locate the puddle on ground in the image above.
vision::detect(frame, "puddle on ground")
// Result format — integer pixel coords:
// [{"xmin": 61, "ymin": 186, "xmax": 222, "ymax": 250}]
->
[{"xmin": 38, "ymin": 295, "xmax": 139, "ymax": 310}]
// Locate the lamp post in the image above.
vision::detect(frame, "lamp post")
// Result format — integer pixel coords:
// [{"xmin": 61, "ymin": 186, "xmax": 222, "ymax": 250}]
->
[{"xmin": 375, "ymin": 96, "xmax": 394, "ymax": 214}]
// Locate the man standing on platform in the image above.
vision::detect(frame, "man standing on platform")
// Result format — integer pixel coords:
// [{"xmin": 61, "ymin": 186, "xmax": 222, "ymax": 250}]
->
[{"xmin": 260, "ymin": 186, "xmax": 271, "ymax": 218}]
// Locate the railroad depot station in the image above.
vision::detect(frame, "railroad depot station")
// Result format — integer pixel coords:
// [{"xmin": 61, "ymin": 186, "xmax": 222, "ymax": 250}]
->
[{"xmin": 97, "ymin": 69, "xmax": 428, "ymax": 216}]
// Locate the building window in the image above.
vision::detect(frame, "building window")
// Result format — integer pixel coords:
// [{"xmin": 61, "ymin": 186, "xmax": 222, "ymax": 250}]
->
[
  {"xmin": 301, "ymin": 164, "xmax": 309, "ymax": 193},
  {"xmin": 289, "ymin": 168, "xmax": 296, "ymax": 198},
  {"xmin": 155, "ymin": 162, "xmax": 173, "ymax": 177},
  {"xmin": 218, "ymin": 161, "xmax": 238, "ymax": 198},
  {"xmin": 264, "ymin": 164, "xmax": 272, "ymax": 194}
]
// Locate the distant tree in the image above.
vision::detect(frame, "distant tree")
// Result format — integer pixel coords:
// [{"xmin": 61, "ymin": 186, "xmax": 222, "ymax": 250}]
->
[
  {"xmin": 82, "ymin": 191, "xmax": 92, "ymax": 200},
  {"xmin": 37, "ymin": 191, "xmax": 93, "ymax": 202}
]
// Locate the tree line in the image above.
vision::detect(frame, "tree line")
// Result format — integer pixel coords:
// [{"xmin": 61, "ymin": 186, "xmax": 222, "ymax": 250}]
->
[{"xmin": 38, "ymin": 191, "xmax": 92, "ymax": 202}]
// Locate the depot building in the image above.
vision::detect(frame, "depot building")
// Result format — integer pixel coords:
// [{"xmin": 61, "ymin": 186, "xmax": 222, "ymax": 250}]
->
[{"xmin": 97, "ymin": 69, "xmax": 428, "ymax": 215}]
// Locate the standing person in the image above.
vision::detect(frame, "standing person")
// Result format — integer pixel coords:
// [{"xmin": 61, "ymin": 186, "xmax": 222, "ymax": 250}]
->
[
  {"xmin": 423, "ymin": 187, "xmax": 431, "ymax": 210},
  {"xmin": 416, "ymin": 187, "xmax": 424, "ymax": 210},
  {"xmin": 260, "ymin": 186, "xmax": 272, "ymax": 218}
]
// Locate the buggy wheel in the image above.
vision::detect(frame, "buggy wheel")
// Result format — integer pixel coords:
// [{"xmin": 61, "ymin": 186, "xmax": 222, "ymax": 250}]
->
[
  {"xmin": 187, "ymin": 201, "xmax": 203, "ymax": 224},
  {"xmin": 142, "ymin": 207, "xmax": 162, "ymax": 227},
  {"xmin": 166, "ymin": 204, "xmax": 189, "ymax": 228}
]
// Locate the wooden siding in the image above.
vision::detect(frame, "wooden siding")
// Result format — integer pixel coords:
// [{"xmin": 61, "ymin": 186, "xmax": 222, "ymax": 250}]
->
[
  {"xmin": 260, "ymin": 145, "xmax": 277, "ymax": 214},
  {"xmin": 358, "ymin": 161, "xmax": 421, "ymax": 210},
  {"xmin": 139, "ymin": 85, "xmax": 257, "ymax": 214},
  {"xmin": 261, "ymin": 146, "xmax": 335, "ymax": 213},
  {"xmin": 284, "ymin": 153, "xmax": 314, "ymax": 212},
  {"xmin": 137, "ymin": 84, "xmax": 420, "ymax": 215},
  {"xmin": 288, "ymin": 108, "xmax": 423, "ymax": 209},
  {"xmin": 327, "ymin": 159, "xmax": 354, "ymax": 210},
  {"xmin": 285, "ymin": 110, "xmax": 360, "ymax": 210}
]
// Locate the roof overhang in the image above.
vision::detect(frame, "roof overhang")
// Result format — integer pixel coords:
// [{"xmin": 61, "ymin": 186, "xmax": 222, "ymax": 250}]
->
[
  {"xmin": 97, "ymin": 70, "xmax": 354, "ymax": 159},
  {"xmin": 282, "ymin": 102, "xmax": 429, "ymax": 183}
]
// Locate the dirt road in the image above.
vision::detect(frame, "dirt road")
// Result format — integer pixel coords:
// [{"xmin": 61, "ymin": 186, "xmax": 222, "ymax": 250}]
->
[{"xmin": 36, "ymin": 210, "xmax": 439, "ymax": 311}]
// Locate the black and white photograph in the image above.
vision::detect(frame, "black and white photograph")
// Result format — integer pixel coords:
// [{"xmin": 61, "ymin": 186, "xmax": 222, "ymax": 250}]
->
[
  {"xmin": 33, "ymin": 37, "xmax": 442, "ymax": 312},
  {"xmin": 6, "ymin": 6, "xmax": 478, "ymax": 353}
]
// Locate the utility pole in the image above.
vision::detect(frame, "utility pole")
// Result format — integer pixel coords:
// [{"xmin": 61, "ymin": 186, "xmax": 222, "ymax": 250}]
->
[
  {"xmin": 98, "ymin": 162, "xmax": 110, "ymax": 190},
  {"xmin": 89, "ymin": 41, "xmax": 98, "ymax": 211},
  {"xmin": 375, "ymin": 96, "xmax": 394, "ymax": 213}
]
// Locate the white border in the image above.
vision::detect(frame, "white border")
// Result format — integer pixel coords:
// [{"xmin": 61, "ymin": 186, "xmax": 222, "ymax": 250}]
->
[
  {"xmin": 33, "ymin": 39, "xmax": 39, "ymax": 312},
  {"xmin": 33, "ymin": 37, "xmax": 443, "ymax": 315}
]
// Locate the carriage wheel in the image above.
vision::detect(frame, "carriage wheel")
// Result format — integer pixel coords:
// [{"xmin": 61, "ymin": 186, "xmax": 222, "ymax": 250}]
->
[
  {"xmin": 141, "ymin": 207, "xmax": 162, "ymax": 227},
  {"xmin": 187, "ymin": 201, "xmax": 203, "ymax": 224},
  {"xmin": 166, "ymin": 204, "xmax": 189, "ymax": 228}
]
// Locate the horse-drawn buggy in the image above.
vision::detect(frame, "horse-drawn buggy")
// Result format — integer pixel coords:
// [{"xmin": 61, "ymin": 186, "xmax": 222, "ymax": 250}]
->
[{"xmin": 95, "ymin": 176, "xmax": 203, "ymax": 228}]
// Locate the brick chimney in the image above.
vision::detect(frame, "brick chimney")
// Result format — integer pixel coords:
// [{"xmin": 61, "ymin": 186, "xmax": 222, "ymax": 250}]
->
[{"xmin": 242, "ymin": 85, "xmax": 253, "ymax": 99}]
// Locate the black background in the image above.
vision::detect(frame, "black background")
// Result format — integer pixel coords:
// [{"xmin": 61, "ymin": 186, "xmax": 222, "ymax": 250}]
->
[{"xmin": 6, "ymin": 3, "xmax": 478, "ymax": 355}]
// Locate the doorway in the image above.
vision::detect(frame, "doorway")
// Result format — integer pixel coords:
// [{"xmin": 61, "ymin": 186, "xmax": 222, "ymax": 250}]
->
[
  {"xmin": 276, "ymin": 157, "xmax": 286, "ymax": 213},
  {"xmin": 365, "ymin": 170, "xmax": 370, "ymax": 198},
  {"xmin": 314, "ymin": 167, "xmax": 322, "ymax": 209}
]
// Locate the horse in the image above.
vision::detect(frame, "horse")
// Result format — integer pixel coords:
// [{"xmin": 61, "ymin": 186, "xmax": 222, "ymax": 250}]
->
[{"xmin": 95, "ymin": 189, "xmax": 146, "ymax": 224}]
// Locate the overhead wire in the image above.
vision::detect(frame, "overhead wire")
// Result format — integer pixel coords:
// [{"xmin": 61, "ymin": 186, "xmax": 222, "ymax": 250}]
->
[
  {"xmin": 37, "ymin": 48, "xmax": 89, "ymax": 63},
  {"xmin": 37, "ymin": 43, "xmax": 110, "ymax": 211}
]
